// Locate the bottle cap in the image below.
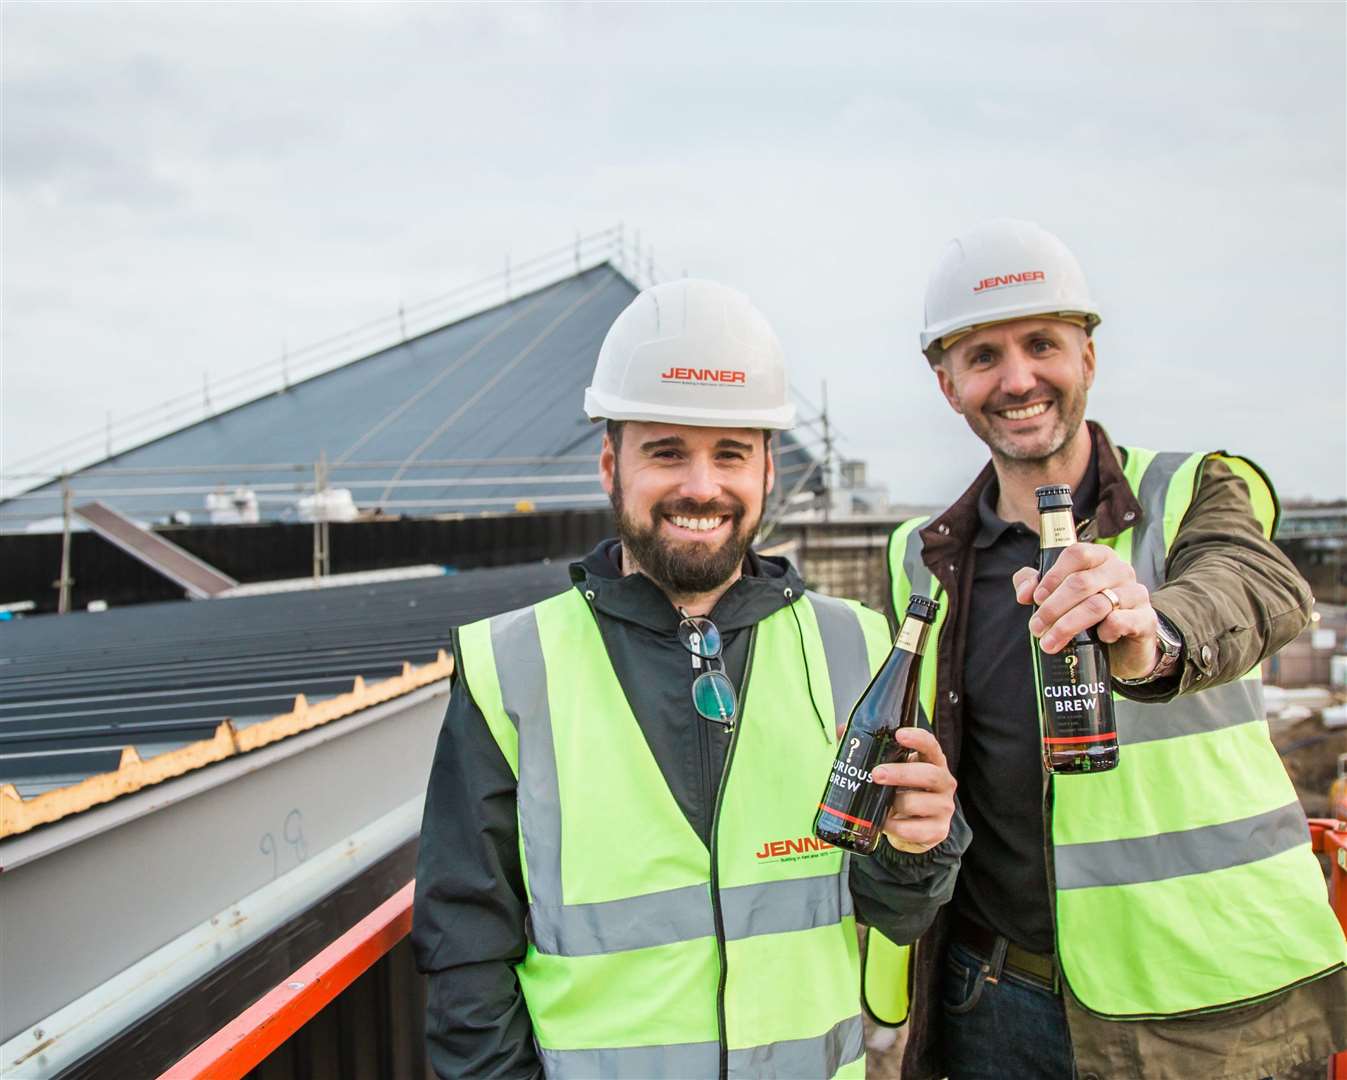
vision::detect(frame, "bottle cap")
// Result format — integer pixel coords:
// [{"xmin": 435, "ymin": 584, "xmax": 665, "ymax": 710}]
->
[
  {"xmin": 1035, "ymin": 484, "xmax": 1073, "ymax": 511},
  {"xmin": 905, "ymin": 595, "xmax": 940, "ymax": 623}
]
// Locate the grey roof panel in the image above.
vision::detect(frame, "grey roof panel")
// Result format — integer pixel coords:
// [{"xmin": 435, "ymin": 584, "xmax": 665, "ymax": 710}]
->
[{"xmin": 4, "ymin": 264, "xmax": 636, "ymax": 529}]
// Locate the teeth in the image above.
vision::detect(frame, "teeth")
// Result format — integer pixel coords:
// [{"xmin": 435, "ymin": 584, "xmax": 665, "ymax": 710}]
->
[
  {"xmin": 1001, "ymin": 402, "xmax": 1050, "ymax": 421},
  {"xmin": 671, "ymin": 515, "xmax": 725, "ymax": 532}
]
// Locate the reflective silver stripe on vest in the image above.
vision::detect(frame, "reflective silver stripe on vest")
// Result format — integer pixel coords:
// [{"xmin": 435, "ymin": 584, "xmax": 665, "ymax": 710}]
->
[
  {"xmin": 901, "ymin": 524, "xmax": 937, "ymax": 732},
  {"xmin": 530, "ymin": 882, "xmax": 713, "ymax": 956},
  {"xmin": 1130, "ymin": 451, "xmax": 1196, "ymax": 592},
  {"xmin": 539, "ymin": 1015, "xmax": 863, "ymax": 1079},
  {"xmin": 491, "ymin": 606, "xmax": 547, "ymax": 732},
  {"xmin": 492, "ymin": 605, "xmax": 565, "ymax": 910},
  {"xmin": 1115, "ymin": 678, "xmax": 1264, "ymax": 746},
  {"xmin": 494, "ymin": 594, "xmax": 855, "ymax": 956},
  {"xmin": 722, "ymin": 872, "xmax": 850, "ymax": 942},
  {"xmin": 539, "ymin": 1040, "xmax": 718, "ymax": 1080},
  {"xmin": 1055, "ymin": 799, "xmax": 1308, "ymax": 890},
  {"xmin": 807, "ymin": 592, "xmax": 873, "ymax": 729},
  {"xmin": 530, "ymin": 872, "xmax": 847, "ymax": 957},
  {"xmin": 1120, "ymin": 451, "xmax": 1266, "ymax": 748},
  {"xmin": 727, "ymin": 1014, "xmax": 865, "ymax": 1078},
  {"xmin": 902, "ymin": 521, "xmax": 936, "ymax": 600}
]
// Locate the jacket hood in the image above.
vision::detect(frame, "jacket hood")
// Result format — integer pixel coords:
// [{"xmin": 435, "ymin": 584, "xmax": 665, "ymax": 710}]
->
[{"xmin": 568, "ymin": 538, "xmax": 807, "ymax": 635}]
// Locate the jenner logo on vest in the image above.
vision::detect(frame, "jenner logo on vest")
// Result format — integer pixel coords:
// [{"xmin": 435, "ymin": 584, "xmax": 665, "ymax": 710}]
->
[
  {"xmin": 658, "ymin": 367, "xmax": 747, "ymax": 385},
  {"xmin": 755, "ymin": 836, "xmax": 835, "ymax": 861}
]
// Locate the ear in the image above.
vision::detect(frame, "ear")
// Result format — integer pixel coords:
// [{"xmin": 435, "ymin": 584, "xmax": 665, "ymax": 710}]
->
[
  {"xmin": 600, "ymin": 433, "xmax": 617, "ymax": 496},
  {"xmin": 934, "ymin": 361, "xmax": 965, "ymax": 416},
  {"xmin": 764, "ymin": 437, "xmax": 776, "ymax": 497},
  {"xmin": 1081, "ymin": 335, "xmax": 1097, "ymax": 391}
]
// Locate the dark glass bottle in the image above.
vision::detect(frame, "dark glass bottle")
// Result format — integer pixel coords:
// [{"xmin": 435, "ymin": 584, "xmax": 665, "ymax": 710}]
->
[
  {"xmin": 813, "ymin": 595, "xmax": 939, "ymax": 856},
  {"xmin": 1034, "ymin": 484, "xmax": 1119, "ymax": 774}
]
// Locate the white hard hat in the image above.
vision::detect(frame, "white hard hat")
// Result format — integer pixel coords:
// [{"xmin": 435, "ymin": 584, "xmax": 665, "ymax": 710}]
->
[
  {"xmin": 585, "ymin": 279, "xmax": 795, "ymax": 430},
  {"xmin": 920, "ymin": 219, "xmax": 1101, "ymax": 357}
]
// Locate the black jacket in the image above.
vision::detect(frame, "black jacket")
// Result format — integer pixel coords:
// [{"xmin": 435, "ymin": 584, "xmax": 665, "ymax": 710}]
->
[{"xmin": 412, "ymin": 540, "xmax": 970, "ymax": 1079}]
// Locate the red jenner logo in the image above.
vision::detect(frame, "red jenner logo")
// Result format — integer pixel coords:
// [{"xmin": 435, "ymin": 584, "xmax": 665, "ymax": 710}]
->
[
  {"xmin": 755, "ymin": 836, "xmax": 835, "ymax": 859},
  {"xmin": 659, "ymin": 367, "xmax": 747, "ymax": 385},
  {"xmin": 972, "ymin": 270, "xmax": 1046, "ymax": 293}
]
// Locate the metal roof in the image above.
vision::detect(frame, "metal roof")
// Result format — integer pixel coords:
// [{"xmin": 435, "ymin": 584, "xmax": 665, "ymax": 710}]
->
[
  {"xmin": 3, "ymin": 263, "xmax": 638, "ymax": 531},
  {"xmin": 0, "ymin": 559, "xmax": 572, "ymax": 833}
]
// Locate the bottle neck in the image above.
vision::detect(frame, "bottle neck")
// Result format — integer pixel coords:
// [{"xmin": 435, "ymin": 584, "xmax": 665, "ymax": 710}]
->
[
  {"xmin": 1038, "ymin": 507, "xmax": 1078, "ymax": 550},
  {"xmin": 894, "ymin": 616, "xmax": 933, "ymax": 656}
]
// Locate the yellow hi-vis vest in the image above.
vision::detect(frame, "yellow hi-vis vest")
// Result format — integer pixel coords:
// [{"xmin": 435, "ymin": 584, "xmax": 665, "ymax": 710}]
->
[
  {"xmin": 458, "ymin": 585, "xmax": 896, "ymax": 1077},
  {"xmin": 879, "ymin": 447, "xmax": 1346, "ymax": 1019}
]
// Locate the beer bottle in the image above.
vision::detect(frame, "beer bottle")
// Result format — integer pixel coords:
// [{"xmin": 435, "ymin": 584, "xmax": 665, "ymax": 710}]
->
[
  {"xmin": 813, "ymin": 595, "xmax": 939, "ymax": 856},
  {"xmin": 1034, "ymin": 484, "xmax": 1119, "ymax": 774}
]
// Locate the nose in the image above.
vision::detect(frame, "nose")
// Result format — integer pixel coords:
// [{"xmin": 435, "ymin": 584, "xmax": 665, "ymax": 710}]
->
[
  {"xmin": 678, "ymin": 455, "xmax": 722, "ymax": 504},
  {"xmin": 999, "ymin": 346, "xmax": 1038, "ymax": 398}
]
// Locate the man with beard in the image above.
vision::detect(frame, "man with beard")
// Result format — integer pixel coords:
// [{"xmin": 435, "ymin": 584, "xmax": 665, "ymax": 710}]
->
[
  {"xmin": 412, "ymin": 279, "xmax": 968, "ymax": 1079},
  {"xmin": 875, "ymin": 219, "xmax": 1346, "ymax": 1079}
]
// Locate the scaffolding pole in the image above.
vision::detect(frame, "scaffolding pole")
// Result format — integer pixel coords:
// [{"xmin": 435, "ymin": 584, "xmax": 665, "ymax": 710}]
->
[{"xmin": 57, "ymin": 478, "xmax": 74, "ymax": 614}]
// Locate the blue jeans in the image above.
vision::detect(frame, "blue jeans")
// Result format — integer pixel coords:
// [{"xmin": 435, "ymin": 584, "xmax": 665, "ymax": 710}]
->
[{"xmin": 941, "ymin": 941, "xmax": 1077, "ymax": 1080}]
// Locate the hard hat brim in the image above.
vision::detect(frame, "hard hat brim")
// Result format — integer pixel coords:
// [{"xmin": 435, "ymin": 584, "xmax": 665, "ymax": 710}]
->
[
  {"xmin": 921, "ymin": 307, "xmax": 1102, "ymax": 356},
  {"xmin": 583, "ymin": 387, "xmax": 796, "ymax": 431}
]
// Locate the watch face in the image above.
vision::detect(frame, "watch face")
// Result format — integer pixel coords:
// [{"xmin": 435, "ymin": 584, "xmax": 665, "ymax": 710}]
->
[{"xmin": 1155, "ymin": 615, "xmax": 1182, "ymax": 656}]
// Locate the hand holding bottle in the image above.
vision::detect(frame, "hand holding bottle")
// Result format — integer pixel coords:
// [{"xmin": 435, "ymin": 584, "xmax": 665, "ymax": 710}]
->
[
  {"xmin": 870, "ymin": 728, "xmax": 957, "ymax": 854},
  {"xmin": 1011, "ymin": 542, "xmax": 1160, "ymax": 680}
]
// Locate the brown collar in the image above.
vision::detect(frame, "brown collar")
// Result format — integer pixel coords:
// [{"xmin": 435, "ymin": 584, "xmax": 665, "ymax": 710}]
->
[{"xmin": 919, "ymin": 421, "xmax": 1143, "ymax": 571}]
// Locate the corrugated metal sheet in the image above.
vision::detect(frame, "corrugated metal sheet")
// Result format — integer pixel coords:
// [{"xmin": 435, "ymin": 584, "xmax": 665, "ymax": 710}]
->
[{"xmin": 0, "ymin": 559, "xmax": 571, "ymax": 816}]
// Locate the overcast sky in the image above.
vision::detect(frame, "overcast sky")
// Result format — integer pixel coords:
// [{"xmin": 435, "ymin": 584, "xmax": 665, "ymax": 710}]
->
[{"xmin": 3, "ymin": 2, "xmax": 1344, "ymax": 505}]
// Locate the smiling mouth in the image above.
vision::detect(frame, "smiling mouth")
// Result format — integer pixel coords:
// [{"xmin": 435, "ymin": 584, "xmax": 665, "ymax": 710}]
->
[
  {"xmin": 995, "ymin": 401, "xmax": 1051, "ymax": 421},
  {"xmin": 666, "ymin": 514, "xmax": 729, "ymax": 533}
]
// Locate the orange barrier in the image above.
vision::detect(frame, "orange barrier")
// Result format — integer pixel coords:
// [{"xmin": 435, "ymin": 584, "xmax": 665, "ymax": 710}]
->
[
  {"xmin": 1308, "ymin": 819, "xmax": 1347, "ymax": 1080},
  {"xmin": 166, "ymin": 824, "xmax": 1347, "ymax": 1079},
  {"xmin": 158, "ymin": 880, "xmax": 414, "ymax": 1080}
]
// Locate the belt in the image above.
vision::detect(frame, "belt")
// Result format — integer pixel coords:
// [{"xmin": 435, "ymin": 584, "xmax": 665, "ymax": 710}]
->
[{"xmin": 951, "ymin": 913, "xmax": 1057, "ymax": 989}]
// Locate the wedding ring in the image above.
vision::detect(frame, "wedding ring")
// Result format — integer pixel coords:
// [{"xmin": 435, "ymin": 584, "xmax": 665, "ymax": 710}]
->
[{"xmin": 1100, "ymin": 587, "xmax": 1122, "ymax": 611}]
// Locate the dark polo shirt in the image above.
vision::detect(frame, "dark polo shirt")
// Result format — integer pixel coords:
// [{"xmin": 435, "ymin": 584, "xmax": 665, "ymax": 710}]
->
[{"xmin": 951, "ymin": 453, "xmax": 1099, "ymax": 954}]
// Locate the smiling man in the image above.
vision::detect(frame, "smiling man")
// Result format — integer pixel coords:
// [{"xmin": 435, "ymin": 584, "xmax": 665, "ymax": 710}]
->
[
  {"xmin": 875, "ymin": 220, "xmax": 1347, "ymax": 1079},
  {"xmin": 411, "ymin": 279, "xmax": 969, "ymax": 1079}
]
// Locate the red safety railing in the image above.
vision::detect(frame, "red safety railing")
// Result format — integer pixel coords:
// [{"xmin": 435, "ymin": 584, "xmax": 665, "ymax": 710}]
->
[
  {"xmin": 1308, "ymin": 819, "xmax": 1347, "ymax": 1080},
  {"xmin": 167, "ymin": 826, "xmax": 1347, "ymax": 1080},
  {"xmin": 159, "ymin": 880, "xmax": 414, "ymax": 1080}
]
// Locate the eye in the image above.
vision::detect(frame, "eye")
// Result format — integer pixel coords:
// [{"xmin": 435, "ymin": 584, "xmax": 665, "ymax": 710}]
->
[
  {"xmin": 969, "ymin": 350, "xmax": 994, "ymax": 367},
  {"xmin": 1031, "ymin": 338, "xmax": 1056, "ymax": 355}
]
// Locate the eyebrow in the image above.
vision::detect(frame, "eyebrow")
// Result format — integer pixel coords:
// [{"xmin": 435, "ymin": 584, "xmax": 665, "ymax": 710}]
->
[
  {"xmin": 636, "ymin": 437, "xmax": 756, "ymax": 453},
  {"xmin": 961, "ymin": 323, "xmax": 1065, "ymax": 355},
  {"xmin": 638, "ymin": 437, "xmax": 685, "ymax": 453}
]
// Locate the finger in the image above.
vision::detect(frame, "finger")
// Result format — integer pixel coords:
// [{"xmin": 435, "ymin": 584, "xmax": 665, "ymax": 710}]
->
[
  {"xmin": 882, "ymin": 819, "xmax": 950, "ymax": 853},
  {"xmin": 889, "ymin": 728, "xmax": 948, "ymax": 770},
  {"xmin": 1031, "ymin": 543, "xmax": 1110, "ymax": 605},
  {"xmin": 1095, "ymin": 606, "xmax": 1156, "ymax": 647},
  {"xmin": 1039, "ymin": 586, "xmax": 1150, "ymax": 653},
  {"xmin": 885, "ymin": 791, "xmax": 955, "ymax": 821},
  {"xmin": 1012, "ymin": 567, "xmax": 1040, "ymax": 606},
  {"xmin": 871, "ymin": 761, "xmax": 955, "ymax": 793},
  {"xmin": 1029, "ymin": 559, "xmax": 1137, "ymax": 634},
  {"xmin": 1090, "ymin": 584, "xmax": 1152, "ymax": 643}
]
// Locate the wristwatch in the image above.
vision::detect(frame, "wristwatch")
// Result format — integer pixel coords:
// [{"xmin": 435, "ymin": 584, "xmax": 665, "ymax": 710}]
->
[{"xmin": 1116, "ymin": 613, "xmax": 1184, "ymax": 686}]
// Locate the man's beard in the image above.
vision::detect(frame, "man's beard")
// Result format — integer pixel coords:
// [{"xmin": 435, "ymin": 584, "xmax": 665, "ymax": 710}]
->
[
  {"xmin": 611, "ymin": 472, "xmax": 764, "ymax": 596},
  {"xmin": 967, "ymin": 378, "xmax": 1088, "ymax": 465}
]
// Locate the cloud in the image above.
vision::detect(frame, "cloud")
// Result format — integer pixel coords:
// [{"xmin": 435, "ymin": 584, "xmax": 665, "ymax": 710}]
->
[{"xmin": 2, "ymin": 1, "xmax": 1343, "ymax": 502}]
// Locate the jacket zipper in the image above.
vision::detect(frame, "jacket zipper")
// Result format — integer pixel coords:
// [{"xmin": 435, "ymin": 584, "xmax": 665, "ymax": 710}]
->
[{"xmin": 709, "ymin": 624, "xmax": 754, "ymax": 1080}]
